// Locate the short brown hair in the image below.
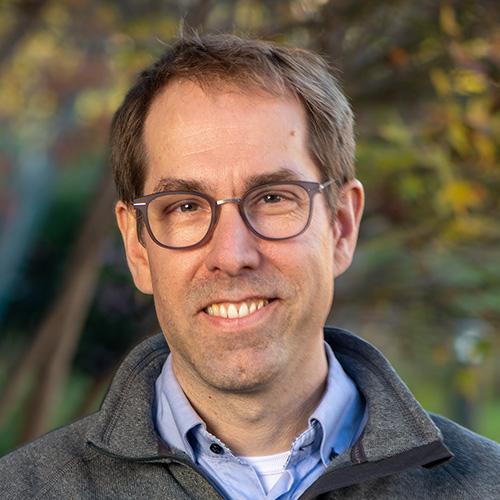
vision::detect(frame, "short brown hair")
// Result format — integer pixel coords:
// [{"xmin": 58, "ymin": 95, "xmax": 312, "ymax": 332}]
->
[{"xmin": 110, "ymin": 32, "xmax": 355, "ymax": 211}]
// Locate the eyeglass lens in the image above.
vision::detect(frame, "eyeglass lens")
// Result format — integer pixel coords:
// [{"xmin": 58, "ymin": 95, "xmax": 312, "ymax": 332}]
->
[{"xmin": 145, "ymin": 183, "xmax": 313, "ymax": 248}]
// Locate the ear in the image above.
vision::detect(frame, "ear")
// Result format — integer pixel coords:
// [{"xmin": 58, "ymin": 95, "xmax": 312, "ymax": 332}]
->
[
  {"xmin": 115, "ymin": 201, "xmax": 153, "ymax": 294},
  {"xmin": 332, "ymin": 179, "xmax": 364, "ymax": 277}
]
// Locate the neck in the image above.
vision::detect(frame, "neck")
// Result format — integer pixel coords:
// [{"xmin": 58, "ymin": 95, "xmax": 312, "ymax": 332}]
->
[{"xmin": 173, "ymin": 347, "xmax": 328, "ymax": 456}]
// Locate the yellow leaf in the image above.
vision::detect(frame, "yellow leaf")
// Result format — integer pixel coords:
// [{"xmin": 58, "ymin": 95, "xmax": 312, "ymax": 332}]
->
[
  {"xmin": 439, "ymin": 180, "xmax": 484, "ymax": 214},
  {"xmin": 430, "ymin": 68, "xmax": 452, "ymax": 97},
  {"xmin": 452, "ymin": 68, "xmax": 487, "ymax": 95},
  {"xmin": 448, "ymin": 121, "xmax": 471, "ymax": 157},
  {"xmin": 440, "ymin": 5, "xmax": 460, "ymax": 37}
]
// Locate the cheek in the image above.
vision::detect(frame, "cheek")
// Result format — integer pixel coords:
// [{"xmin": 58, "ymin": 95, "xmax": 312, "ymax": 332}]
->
[
  {"xmin": 269, "ymin": 226, "xmax": 334, "ymax": 293},
  {"xmin": 147, "ymin": 247, "xmax": 205, "ymax": 301},
  {"xmin": 301, "ymin": 219, "xmax": 336, "ymax": 291},
  {"xmin": 307, "ymin": 212, "xmax": 336, "ymax": 259}
]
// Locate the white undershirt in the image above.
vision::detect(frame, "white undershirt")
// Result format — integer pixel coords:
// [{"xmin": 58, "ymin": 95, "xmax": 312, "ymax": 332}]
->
[{"xmin": 239, "ymin": 451, "xmax": 290, "ymax": 494}]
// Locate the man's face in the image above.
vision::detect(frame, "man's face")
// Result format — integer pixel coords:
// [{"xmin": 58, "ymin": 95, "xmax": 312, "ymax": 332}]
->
[{"xmin": 118, "ymin": 80, "xmax": 362, "ymax": 395}]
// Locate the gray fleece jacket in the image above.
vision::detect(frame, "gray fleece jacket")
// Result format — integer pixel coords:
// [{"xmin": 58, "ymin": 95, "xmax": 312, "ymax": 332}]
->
[{"xmin": 1, "ymin": 327, "xmax": 499, "ymax": 499}]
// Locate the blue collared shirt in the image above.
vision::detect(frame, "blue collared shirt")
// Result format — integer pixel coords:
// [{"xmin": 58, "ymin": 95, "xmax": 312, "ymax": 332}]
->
[{"xmin": 154, "ymin": 343, "xmax": 367, "ymax": 499}]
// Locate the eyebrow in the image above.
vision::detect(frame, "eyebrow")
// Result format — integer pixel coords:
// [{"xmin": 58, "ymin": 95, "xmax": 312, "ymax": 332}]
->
[
  {"xmin": 151, "ymin": 167, "xmax": 307, "ymax": 196},
  {"xmin": 243, "ymin": 168, "xmax": 305, "ymax": 190},
  {"xmin": 152, "ymin": 178, "xmax": 207, "ymax": 194}
]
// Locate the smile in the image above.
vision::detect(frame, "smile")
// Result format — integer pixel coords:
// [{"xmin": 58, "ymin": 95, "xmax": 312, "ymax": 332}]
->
[{"xmin": 205, "ymin": 299, "xmax": 270, "ymax": 319}]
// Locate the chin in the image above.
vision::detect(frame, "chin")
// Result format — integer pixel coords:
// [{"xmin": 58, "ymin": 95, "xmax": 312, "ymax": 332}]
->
[{"xmin": 200, "ymin": 357, "xmax": 279, "ymax": 394}]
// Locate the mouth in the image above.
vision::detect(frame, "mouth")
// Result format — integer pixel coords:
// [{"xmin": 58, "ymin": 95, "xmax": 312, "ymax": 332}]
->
[{"xmin": 204, "ymin": 298, "xmax": 272, "ymax": 319}]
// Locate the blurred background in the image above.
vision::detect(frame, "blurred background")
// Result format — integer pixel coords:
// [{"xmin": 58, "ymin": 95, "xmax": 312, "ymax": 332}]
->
[{"xmin": 0, "ymin": 0, "xmax": 499, "ymax": 455}]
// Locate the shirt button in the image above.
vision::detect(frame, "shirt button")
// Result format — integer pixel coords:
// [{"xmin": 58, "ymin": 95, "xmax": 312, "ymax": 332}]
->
[{"xmin": 209, "ymin": 443, "xmax": 224, "ymax": 455}]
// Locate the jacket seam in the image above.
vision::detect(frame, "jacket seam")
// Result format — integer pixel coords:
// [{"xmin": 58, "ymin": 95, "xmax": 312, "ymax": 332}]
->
[
  {"xmin": 20, "ymin": 449, "xmax": 101, "ymax": 500},
  {"xmin": 442, "ymin": 464, "xmax": 482, "ymax": 500}
]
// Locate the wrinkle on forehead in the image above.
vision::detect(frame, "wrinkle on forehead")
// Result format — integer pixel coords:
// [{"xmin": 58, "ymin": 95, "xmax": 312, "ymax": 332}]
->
[
  {"xmin": 145, "ymin": 117, "xmax": 304, "ymax": 175},
  {"xmin": 146, "ymin": 81, "xmax": 305, "ymax": 142}
]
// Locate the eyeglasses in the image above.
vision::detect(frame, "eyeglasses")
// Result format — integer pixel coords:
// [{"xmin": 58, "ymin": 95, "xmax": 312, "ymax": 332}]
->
[{"xmin": 132, "ymin": 179, "xmax": 337, "ymax": 250}]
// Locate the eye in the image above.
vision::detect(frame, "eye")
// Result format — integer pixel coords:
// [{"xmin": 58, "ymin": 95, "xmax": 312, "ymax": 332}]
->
[
  {"xmin": 159, "ymin": 197, "xmax": 209, "ymax": 217},
  {"xmin": 243, "ymin": 184, "xmax": 306, "ymax": 216},
  {"xmin": 176, "ymin": 201, "xmax": 201, "ymax": 212},
  {"xmin": 260, "ymin": 193, "xmax": 283, "ymax": 204}
]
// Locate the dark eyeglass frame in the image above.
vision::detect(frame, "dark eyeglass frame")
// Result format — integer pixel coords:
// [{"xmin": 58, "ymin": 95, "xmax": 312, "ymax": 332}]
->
[{"xmin": 132, "ymin": 178, "xmax": 338, "ymax": 250}]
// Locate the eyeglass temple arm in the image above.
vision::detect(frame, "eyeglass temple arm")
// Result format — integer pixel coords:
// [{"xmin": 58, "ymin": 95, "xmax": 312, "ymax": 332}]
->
[{"xmin": 319, "ymin": 178, "xmax": 339, "ymax": 190}]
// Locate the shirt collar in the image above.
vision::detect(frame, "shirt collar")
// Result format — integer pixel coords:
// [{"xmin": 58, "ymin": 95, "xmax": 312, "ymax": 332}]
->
[
  {"xmin": 307, "ymin": 342, "xmax": 366, "ymax": 465},
  {"xmin": 154, "ymin": 342, "xmax": 366, "ymax": 465},
  {"xmin": 154, "ymin": 355, "xmax": 202, "ymax": 461}
]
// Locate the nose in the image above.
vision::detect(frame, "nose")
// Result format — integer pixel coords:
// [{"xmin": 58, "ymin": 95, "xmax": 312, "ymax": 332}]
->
[{"xmin": 204, "ymin": 202, "xmax": 261, "ymax": 275}]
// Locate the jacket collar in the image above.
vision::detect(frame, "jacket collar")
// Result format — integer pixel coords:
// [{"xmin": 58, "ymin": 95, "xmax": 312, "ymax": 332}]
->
[
  {"xmin": 86, "ymin": 329, "xmax": 452, "ymax": 481},
  {"xmin": 298, "ymin": 327, "xmax": 453, "ymax": 498},
  {"xmin": 86, "ymin": 333, "xmax": 172, "ymax": 460}
]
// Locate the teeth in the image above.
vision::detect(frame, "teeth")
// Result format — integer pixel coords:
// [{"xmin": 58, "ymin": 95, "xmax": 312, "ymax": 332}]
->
[
  {"xmin": 228, "ymin": 304, "xmax": 238, "ymax": 319},
  {"xmin": 239, "ymin": 302, "xmax": 249, "ymax": 317},
  {"xmin": 205, "ymin": 299, "xmax": 269, "ymax": 318},
  {"xmin": 220, "ymin": 304, "xmax": 228, "ymax": 318}
]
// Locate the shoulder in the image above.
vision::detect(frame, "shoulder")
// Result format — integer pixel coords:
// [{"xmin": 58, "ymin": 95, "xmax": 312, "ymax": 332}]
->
[
  {"xmin": 430, "ymin": 413, "xmax": 500, "ymax": 497},
  {"xmin": 431, "ymin": 413, "xmax": 500, "ymax": 462},
  {"xmin": 0, "ymin": 333, "xmax": 170, "ymax": 500},
  {"xmin": 0, "ymin": 415, "xmax": 99, "ymax": 500}
]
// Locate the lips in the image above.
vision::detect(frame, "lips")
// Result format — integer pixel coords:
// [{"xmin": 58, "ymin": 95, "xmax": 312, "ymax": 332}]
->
[{"xmin": 205, "ymin": 299, "xmax": 270, "ymax": 319}]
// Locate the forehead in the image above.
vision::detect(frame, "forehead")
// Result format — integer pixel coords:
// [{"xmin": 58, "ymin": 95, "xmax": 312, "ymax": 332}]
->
[{"xmin": 142, "ymin": 80, "xmax": 319, "ymax": 194}]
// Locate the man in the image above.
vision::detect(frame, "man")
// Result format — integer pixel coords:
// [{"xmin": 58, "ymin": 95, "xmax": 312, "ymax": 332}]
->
[{"xmin": 1, "ymin": 33, "xmax": 499, "ymax": 499}]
